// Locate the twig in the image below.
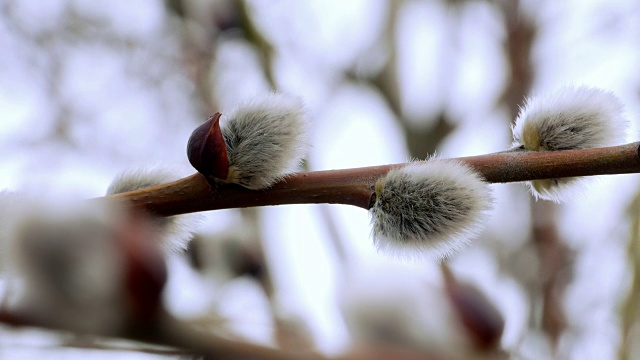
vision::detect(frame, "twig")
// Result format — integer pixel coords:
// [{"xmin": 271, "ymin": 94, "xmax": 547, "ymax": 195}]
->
[
  {"xmin": 0, "ymin": 310, "xmax": 327, "ymax": 360},
  {"xmin": 108, "ymin": 142, "xmax": 640, "ymax": 216},
  {"xmin": 0, "ymin": 309, "xmax": 445, "ymax": 360}
]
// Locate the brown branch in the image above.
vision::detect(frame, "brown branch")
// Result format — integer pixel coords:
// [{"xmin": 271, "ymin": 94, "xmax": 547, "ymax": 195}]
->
[
  {"xmin": 108, "ymin": 142, "xmax": 640, "ymax": 216},
  {"xmin": 0, "ymin": 309, "xmax": 325, "ymax": 360},
  {"xmin": 0, "ymin": 309, "xmax": 444, "ymax": 360}
]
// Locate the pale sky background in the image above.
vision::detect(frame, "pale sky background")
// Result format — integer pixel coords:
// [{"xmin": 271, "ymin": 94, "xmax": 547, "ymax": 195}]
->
[{"xmin": 0, "ymin": 0, "xmax": 640, "ymax": 359}]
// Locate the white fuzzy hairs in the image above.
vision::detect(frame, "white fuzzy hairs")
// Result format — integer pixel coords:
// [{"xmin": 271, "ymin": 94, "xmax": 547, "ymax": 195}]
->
[
  {"xmin": 221, "ymin": 93, "xmax": 309, "ymax": 190},
  {"xmin": 370, "ymin": 160, "xmax": 493, "ymax": 260},
  {"xmin": 512, "ymin": 85, "xmax": 628, "ymax": 202},
  {"xmin": 107, "ymin": 168, "xmax": 202, "ymax": 252}
]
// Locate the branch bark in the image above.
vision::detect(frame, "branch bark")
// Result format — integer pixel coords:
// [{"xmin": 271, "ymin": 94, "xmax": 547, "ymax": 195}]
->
[{"xmin": 108, "ymin": 142, "xmax": 640, "ymax": 216}]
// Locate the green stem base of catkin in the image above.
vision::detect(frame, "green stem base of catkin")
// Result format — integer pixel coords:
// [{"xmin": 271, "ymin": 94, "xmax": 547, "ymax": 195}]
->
[{"xmin": 108, "ymin": 141, "xmax": 640, "ymax": 217}]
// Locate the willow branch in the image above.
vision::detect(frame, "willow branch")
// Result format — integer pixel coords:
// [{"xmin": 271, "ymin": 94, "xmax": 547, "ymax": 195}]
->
[
  {"xmin": 0, "ymin": 310, "xmax": 324, "ymax": 360},
  {"xmin": 0, "ymin": 309, "xmax": 444, "ymax": 360},
  {"xmin": 108, "ymin": 142, "xmax": 640, "ymax": 216}
]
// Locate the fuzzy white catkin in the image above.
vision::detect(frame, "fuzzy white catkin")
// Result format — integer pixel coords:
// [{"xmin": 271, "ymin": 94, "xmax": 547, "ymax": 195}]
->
[
  {"xmin": 370, "ymin": 160, "xmax": 492, "ymax": 259},
  {"xmin": 222, "ymin": 93, "xmax": 309, "ymax": 190},
  {"xmin": 512, "ymin": 85, "xmax": 628, "ymax": 202},
  {"xmin": 6, "ymin": 199, "xmax": 128, "ymax": 333},
  {"xmin": 107, "ymin": 168, "xmax": 201, "ymax": 252}
]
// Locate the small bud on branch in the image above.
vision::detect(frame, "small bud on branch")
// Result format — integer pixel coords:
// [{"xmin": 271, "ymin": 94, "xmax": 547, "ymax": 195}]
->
[
  {"xmin": 441, "ymin": 265, "xmax": 504, "ymax": 351},
  {"xmin": 187, "ymin": 112, "xmax": 229, "ymax": 181}
]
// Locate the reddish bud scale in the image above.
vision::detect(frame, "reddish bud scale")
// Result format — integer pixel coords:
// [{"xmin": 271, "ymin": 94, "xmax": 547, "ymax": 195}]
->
[
  {"xmin": 442, "ymin": 269, "xmax": 504, "ymax": 351},
  {"xmin": 115, "ymin": 210, "xmax": 168, "ymax": 324},
  {"xmin": 187, "ymin": 113, "xmax": 229, "ymax": 181}
]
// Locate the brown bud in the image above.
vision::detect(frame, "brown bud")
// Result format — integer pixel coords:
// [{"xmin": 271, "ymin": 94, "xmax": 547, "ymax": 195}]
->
[
  {"xmin": 115, "ymin": 209, "xmax": 168, "ymax": 325},
  {"xmin": 442, "ymin": 266, "xmax": 504, "ymax": 351},
  {"xmin": 187, "ymin": 113, "xmax": 229, "ymax": 181}
]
